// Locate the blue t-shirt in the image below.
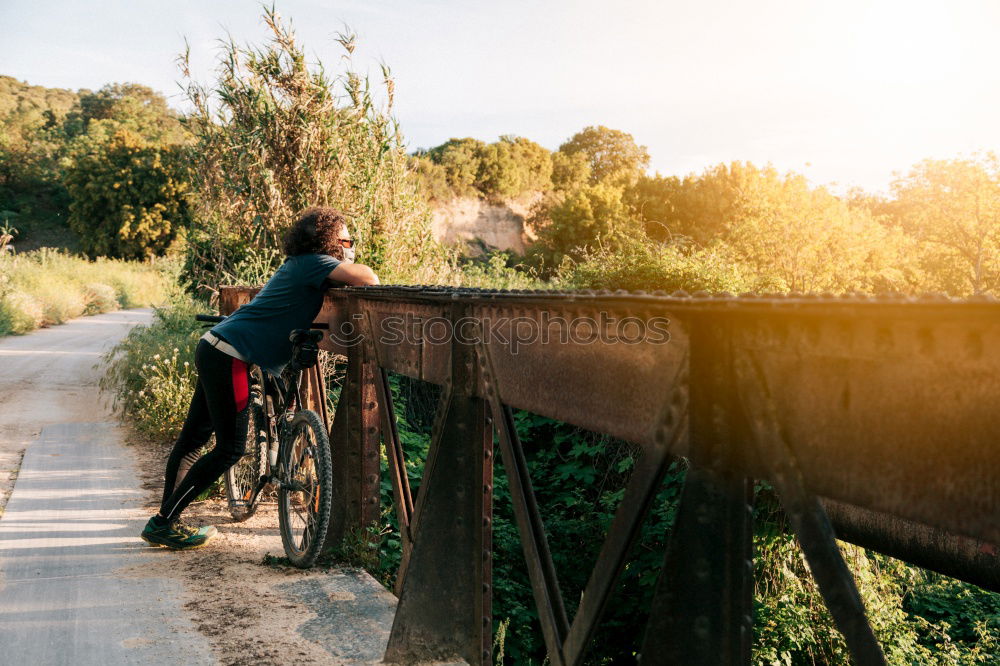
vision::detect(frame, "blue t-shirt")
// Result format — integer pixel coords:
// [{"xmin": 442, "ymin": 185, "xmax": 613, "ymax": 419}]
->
[{"xmin": 212, "ymin": 254, "xmax": 340, "ymax": 375}]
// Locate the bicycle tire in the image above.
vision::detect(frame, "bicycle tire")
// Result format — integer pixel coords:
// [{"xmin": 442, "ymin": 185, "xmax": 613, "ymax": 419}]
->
[
  {"xmin": 224, "ymin": 374, "xmax": 269, "ymax": 522},
  {"xmin": 277, "ymin": 409, "xmax": 333, "ymax": 568}
]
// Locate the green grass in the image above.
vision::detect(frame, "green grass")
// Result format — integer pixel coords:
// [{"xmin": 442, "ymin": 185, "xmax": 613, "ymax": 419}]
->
[{"xmin": 0, "ymin": 248, "xmax": 170, "ymax": 336}]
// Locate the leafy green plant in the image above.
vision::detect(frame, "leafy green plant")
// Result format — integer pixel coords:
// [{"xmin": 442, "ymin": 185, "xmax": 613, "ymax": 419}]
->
[{"xmin": 100, "ymin": 292, "xmax": 204, "ymax": 437}]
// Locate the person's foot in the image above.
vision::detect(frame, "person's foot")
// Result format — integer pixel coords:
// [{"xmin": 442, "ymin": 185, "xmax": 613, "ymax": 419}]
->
[{"xmin": 140, "ymin": 514, "xmax": 215, "ymax": 549}]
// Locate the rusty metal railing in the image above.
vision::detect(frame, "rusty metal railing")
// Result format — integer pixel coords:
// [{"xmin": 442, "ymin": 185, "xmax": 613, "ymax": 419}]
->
[{"xmin": 219, "ymin": 285, "xmax": 1000, "ymax": 666}]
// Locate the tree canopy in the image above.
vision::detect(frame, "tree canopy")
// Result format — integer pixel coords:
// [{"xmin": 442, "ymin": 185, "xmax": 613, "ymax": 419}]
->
[
  {"xmin": 558, "ymin": 125, "xmax": 650, "ymax": 185},
  {"xmin": 64, "ymin": 128, "xmax": 192, "ymax": 259}
]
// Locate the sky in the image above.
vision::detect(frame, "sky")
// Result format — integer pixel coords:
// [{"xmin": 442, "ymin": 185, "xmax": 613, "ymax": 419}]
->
[{"xmin": 3, "ymin": 0, "xmax": 1000, "ymax": 193}]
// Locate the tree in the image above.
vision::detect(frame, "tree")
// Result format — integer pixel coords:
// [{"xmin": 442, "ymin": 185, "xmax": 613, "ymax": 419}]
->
[
  {"xmin": 474, "ymin": 141, "xmax": 519, "ymax": 198},
  {"xmin": 427, "ymin": 138, "xmax": 486, "ymax": 195},
  {"xmin": 624, "ymin": 174, "xmax": 682, "ymax": 240},
  {"xmin": 64, "ymin": 83, "xmax": 187, "ymax": 145},
  {"xmin": 502, "ymin": 135, "xmax": 552, "ymax": 193},
  {"xmin": 628, "ymin": 162, "xmax": 917, "ymax": 293},
  {"xmin": 531, "ymin": 183, "xmax": 641, "ymax": 266},
  {"xmin": 551, "ymin": 150, "xmax": 590, "ymax": 191},
  {"xmin": 64, "ymin": 129, "xmax": 192, "ymax": 259},
  {"xmin": 889, "ymin": 156, "xmax": 1000, "ymax": 295},
  {"xmin": 558, "ymin": 125, "xmax": 650, "ymax": 185},
  {"xmin": 0, "ymin": 77, "xmax": 80, "ymax": 246}
]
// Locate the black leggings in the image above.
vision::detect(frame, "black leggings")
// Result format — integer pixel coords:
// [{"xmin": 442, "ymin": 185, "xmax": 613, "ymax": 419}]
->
[{"xmin": 159, "ymin": 339, "xmax": 251, "ymax": 521}]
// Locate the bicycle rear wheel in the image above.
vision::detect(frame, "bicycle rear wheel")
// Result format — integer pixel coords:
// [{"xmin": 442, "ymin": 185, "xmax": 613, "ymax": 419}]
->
[
  {"xmin": 224, "ymin": 373, "xmax": 268, "ymax": 522},
  {"xmin": 277, "ymin": 409, "xmax": 332, "ymax": 568}
]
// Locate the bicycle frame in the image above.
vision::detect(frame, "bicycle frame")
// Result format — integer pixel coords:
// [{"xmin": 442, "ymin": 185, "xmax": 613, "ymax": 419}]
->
[{"xmin": 257, "ymin": 367, "xmax": 304, "ymax": 476}]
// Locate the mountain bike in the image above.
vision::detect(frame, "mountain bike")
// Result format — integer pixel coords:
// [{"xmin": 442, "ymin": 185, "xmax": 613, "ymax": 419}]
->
[{"xmin": 196, "ymin": 314, "xmax": 333, "ymax": 568}]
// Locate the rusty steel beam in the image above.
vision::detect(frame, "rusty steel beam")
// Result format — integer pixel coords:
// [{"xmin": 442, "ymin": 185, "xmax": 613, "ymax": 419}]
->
[
  {"xmin": 218, "ymin": 285, "xmax": 1000, "ymax": 663},
  {"xmin": 823, "ymin": 500, "xmax": 1000, "ymax": 593}
]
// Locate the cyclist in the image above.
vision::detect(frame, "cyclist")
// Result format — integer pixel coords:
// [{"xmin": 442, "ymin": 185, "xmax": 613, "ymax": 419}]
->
[{"xmin": 141, "ymin": 207, "xmax": 379, "ymax": 549}]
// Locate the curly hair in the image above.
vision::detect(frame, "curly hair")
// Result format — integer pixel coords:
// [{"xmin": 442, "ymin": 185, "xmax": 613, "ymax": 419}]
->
[{"xmin": 282, "ymin": 207, "xmax": 347, "ymax": 259}]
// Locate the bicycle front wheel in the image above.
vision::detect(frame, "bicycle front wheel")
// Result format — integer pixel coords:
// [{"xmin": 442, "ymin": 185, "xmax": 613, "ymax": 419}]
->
[
  {"xmin": 277, "ymin": 409, "xmax": 333, "ymax": 568},
  {"xmin": 224, "ymin": 374, "xmax": 268, "ymax": 522}
]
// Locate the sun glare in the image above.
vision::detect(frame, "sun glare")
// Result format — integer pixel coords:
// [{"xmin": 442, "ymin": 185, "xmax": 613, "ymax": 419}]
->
[{"xmin": 848, "ymin": 3, "xmax": 967, "ymax": 85}]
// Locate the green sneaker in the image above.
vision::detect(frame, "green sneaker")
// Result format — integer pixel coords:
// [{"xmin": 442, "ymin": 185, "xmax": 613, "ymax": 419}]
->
[
  {"xmin": 140, "ymin": 514, "xmax": 214, "ymax": 550},
  {"xmin": 178, "ymin": 519, "xmax": 218, "ymax": 539}
]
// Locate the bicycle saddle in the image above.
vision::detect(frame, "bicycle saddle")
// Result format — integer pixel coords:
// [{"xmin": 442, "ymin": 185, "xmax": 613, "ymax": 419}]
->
[{"xmin": 289, "ymin": 329, "xmax": 324, "ymax": 345}]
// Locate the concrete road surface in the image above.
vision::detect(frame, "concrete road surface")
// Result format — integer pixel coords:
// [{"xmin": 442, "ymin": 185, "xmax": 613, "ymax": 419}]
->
[{"xmin": 0, "ymin": 310, "xmax": 214, "ymax": 664}]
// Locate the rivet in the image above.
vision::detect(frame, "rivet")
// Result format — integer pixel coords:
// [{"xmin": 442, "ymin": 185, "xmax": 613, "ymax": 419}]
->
[{"xmin": 694, "ymin": 615, "xmax": 710, "ymax": 640}]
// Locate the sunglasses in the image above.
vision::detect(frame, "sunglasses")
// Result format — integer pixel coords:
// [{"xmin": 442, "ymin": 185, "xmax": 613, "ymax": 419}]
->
[{"xmin": 337, "ymin": 238, "xmax": 355, "ymax": 249}]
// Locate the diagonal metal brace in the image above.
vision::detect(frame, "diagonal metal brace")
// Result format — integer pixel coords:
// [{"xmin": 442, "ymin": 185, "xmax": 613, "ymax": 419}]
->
[
  {"xmin": 475, "ymin": 336, "xmax": 571, "ymax": 665},
  {"xmin": 736, "ymin": 353, "xmax": 887, "ymax": 666}
]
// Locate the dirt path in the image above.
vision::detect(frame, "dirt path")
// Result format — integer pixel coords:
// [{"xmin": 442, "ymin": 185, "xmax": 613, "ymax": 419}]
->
[
  {"xmin": 127, "ymin": 440, "xmax": 398, "ymax": 665},
  {"xmin": 0, "ymin": 309, "xmax": 153, "ymax": 514},
  {"xmin": 0, "ymin": 310, "xmax": 400, "ymax": 665}
]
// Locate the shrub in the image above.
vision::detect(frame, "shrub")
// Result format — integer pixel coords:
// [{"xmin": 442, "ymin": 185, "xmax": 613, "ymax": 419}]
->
[
  {"xmin": 83, "ymin": 282, "xmax": 118, "ymax": 315},
  {"xmin": 64, "ymin": 129, "xmax": 194, "ymax": 260},
  {"xmin": 0, "ymin": 249, "xmax": 169, "ymax": 336},
  {"xmin": 0, "ymin": 289, "xmax": 43, "ymax": 335},
  {"xmin": 100, "ymin": 293, "xmax": 204, "ymax": 438},
  {"xmin": 529, "ymin": 183, "xmax": 645, "ymax": 269},
  {"xmin": 555, "ymin": 236, "xmax": 761, "ymax": 294}
]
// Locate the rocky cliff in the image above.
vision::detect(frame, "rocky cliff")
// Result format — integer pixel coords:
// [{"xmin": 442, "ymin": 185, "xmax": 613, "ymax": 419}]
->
[{"xmin": 429, "ymin": 192, "xmax": 541, "ymax": 255}]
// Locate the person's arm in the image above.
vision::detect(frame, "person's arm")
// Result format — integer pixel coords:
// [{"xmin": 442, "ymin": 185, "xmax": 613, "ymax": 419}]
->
[{"xmin": 328, "ymin": 262, "xmax": 380, "ymax": 286}]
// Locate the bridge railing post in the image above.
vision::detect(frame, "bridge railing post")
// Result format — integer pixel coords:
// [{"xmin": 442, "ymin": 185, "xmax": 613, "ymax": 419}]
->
[
  {"xmin": 384, "ymin": 305, "xmax": 494, "ymax": 665},
  {"xmin": 324, "ymin": 294, "xmax": 381, "ymax": 552}
]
